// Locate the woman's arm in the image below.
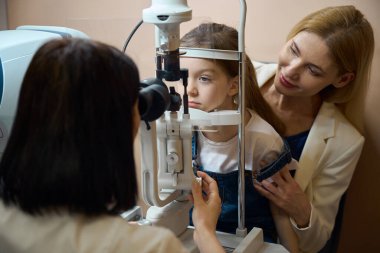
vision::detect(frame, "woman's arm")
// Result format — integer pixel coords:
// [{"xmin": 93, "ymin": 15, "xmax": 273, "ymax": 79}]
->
[
  {"xmin": 255, "ymin": 137, "xmax": 364, "ymax": 252},
  {"xmin": 270, "ymin": 202, "xmax": 299, "ymax": 253},
  {"xmin": 190, "ymin": 171, "xmax": 224, "ymax": 253}
]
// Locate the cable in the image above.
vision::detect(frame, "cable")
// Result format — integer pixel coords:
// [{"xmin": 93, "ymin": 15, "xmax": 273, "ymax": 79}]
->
[{"xmin": 122, "ymin": 19, "xmax": 144, "ymax": 52}]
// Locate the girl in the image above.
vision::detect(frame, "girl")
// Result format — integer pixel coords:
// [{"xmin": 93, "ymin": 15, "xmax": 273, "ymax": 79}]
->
[{"xmin": 180, "ymin": 22, "xmax": 298, "ymax": 252}]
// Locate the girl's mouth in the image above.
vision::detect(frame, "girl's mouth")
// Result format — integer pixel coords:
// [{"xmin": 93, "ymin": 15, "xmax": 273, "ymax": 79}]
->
[{"xmin": 188, "ymin": 101, "xmax": 201, "ymax": 108}]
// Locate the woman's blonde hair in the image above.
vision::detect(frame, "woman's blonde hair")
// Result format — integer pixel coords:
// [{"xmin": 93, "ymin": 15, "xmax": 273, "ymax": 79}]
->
[{"xmin": 287, "ymin": 5, "xmax": 374, "ymax": 104}]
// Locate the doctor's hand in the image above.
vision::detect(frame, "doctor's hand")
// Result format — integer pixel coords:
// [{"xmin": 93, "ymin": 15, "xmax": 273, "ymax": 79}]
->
[
  {"xmin": 189, "ymin": 171, "xmax": 224, "ymax": 253},
  {"xmin": 254, "ymin": 165, "xmax": 312, "ymax": 228}
]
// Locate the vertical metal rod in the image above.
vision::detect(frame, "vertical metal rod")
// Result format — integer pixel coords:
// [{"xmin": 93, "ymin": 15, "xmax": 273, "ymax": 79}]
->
[{"xmin": 236, "ymin": 0, "xmax": 247, "ymax": 237}]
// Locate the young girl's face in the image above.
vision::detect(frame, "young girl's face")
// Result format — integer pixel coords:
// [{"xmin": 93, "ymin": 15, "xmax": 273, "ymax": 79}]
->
[
  {"xmin": 179, "ymin": 58, "xmax": 237, "ymax": 112},
  {"xmin": 274, "ymin": 31, "xmax": 352, "ymax": 98}
]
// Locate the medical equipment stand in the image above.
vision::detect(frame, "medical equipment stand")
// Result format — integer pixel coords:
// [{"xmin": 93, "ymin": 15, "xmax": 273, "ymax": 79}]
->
[{"xmin": 135, "ymin": 1, "xmax": 289, "ymax": 252}]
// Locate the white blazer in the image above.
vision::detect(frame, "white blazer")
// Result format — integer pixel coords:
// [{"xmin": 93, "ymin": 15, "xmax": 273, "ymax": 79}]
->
[{"xmin": 254, "ymin": 62, "xmax": 364, "ymax": 253}]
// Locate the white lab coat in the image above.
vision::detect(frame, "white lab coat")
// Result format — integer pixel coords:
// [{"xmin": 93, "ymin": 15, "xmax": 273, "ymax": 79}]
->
[{"xmin": 0, "ymin": 200, "xmax": 188, "ymax": 253}]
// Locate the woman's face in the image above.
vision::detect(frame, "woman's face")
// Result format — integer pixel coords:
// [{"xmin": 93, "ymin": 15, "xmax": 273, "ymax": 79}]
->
[
  {"xmin": 274, "ymin": 31, "xmax": 348, "ymax": 98},
  {"xmin": 179, "ymin": 58, "xmax": 238, "ymax": 112}
]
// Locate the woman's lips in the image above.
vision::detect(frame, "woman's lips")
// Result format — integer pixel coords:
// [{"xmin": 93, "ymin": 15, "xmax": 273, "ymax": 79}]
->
[{"xmin": 279, "ymin": 74, "xmax": 297, "ymax": 89}]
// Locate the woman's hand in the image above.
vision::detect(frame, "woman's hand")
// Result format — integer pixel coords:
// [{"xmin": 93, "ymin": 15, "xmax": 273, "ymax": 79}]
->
[
  {"xmin": 254, "ymin": 165, "xmax": 311, "ymax": 228},
  {"xmin": 190, "ymin": 171, "xmax": 221, "ymax": 234},
  {"xmin": 189, "ymin": 171, "xmax": 224, "ymax": 253}
]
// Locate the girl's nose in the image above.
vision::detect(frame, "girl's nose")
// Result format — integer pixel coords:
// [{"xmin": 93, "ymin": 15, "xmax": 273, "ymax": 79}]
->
[{"xmin": 187, "ymin": 81, "xmax": 198, "ymax": 97}]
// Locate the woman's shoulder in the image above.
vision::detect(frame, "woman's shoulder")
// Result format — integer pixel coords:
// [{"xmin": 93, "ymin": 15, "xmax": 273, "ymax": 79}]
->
[
  {"xmin": 314, "ymin": 102, "xmax": 364, "ymax": 144},
  {"xmin": 79, "ymin": 215, "xmax": 187, "ymax": 253},
  {"xmin": 126, "ymin": 224, "xmax": 188, "ymax": 253},
  {"xmin": 0, "ymin": 195, "xmax": 186, "ymax": 253}
]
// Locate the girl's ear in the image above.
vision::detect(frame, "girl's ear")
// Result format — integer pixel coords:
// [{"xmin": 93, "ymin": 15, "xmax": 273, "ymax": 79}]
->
[
  {"xmin": 332, "ymin": 72, "xmax": 355, "ymax": 88},
  {"xmin": 228, "ymin": 75, "xmax": 239, "ymax": 96}
]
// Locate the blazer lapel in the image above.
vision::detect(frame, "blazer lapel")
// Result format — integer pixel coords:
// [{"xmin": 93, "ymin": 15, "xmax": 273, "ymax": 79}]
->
[{"xmin": 295, "ymin": 102, "xmax": 336, "ymax": 191}]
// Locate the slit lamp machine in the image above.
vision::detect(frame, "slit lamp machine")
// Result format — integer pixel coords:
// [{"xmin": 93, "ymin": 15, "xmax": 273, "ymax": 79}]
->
[{"xmin": 126, "ymin": 1, "xmax": 288, "ymax": 252}]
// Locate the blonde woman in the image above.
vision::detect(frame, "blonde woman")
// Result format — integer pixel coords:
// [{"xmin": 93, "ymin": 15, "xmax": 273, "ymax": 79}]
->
[{"xmin": 254, "ymin": 5, "xmax": 374, "ymax": 253}]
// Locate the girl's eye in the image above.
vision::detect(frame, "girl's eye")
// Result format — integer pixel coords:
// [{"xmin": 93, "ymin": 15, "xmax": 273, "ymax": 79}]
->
[{"xmin": 199, "ymin": 76, "xmax": 211, "ymax": 83}]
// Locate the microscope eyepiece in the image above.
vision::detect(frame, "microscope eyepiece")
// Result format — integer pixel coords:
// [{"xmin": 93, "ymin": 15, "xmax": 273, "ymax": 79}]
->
[{"xmin": 139, "ymin": 78, "xmax": 170, "ymax": 122}]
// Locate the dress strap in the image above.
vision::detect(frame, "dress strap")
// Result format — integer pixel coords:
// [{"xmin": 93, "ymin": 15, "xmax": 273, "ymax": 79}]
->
[
  {"xmin": 255, "ymin": 139, "xmax": 292, "ymax": 182},
  {"xmin": 192, "ymin": 131, "xmax": 203, "ymax": 172}
]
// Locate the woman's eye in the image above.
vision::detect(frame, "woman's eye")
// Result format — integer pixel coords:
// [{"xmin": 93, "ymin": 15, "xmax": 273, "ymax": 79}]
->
[
  {"xmin": 289, "ymin": 45, "xmax": 297, "ymax": 56},
  {"xmin": 308, "ymin": 66, "xmax": 321, "ymax": 76}
]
